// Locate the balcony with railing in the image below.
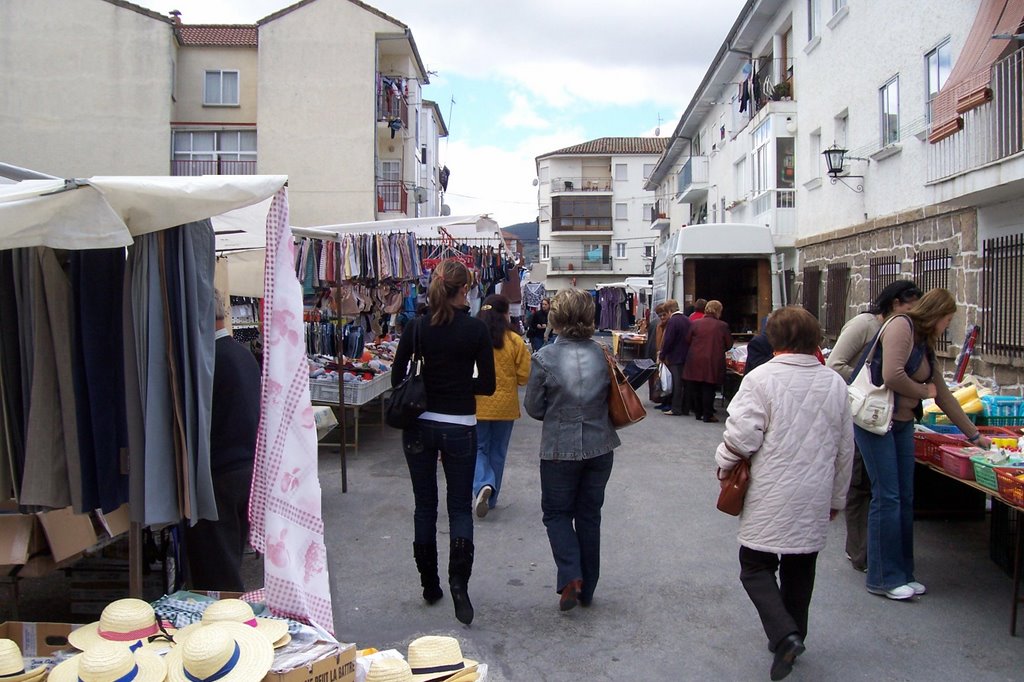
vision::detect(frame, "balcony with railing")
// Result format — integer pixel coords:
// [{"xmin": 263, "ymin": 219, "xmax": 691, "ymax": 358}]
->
[
  {"xmin": 377, "ymin": 87, "xmax": 409, "ymax": 130},
  {"xmin": 928, "ymin": 47, "xmax": 1024, "ymax": 184},
  {"xmin": 650, "ymin": 198, "xmax": 671, "ymax": 230},
  {"xmin": 750, "ymin": 188, "xmax": 796, "ymax": 246},
  {"xmin": 549, "ymin": 248, "xmax": 613, "ymax": 273},
  {"xmin": 676, "ymin": 156, "xmax": 709, "ymax": 203},
  {"xmin": 550, "ymin": 176, "xmax": 613, "ymax": 194},
  {"xmin": 171, "ymin": 159, "xmax": 256, "ymax": 176},
  {"xmin": 377, "ymin": 181, "xmax": 408, "ymax": 214}
]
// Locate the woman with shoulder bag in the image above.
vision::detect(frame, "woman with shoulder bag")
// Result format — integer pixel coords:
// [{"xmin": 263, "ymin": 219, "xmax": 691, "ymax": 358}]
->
[
  {"xmin": 391, "ymin": 259, "xmax": 496, "ymax": 624},
  {"xmin": 827, "ymin": 280, "xmax": 921, "ymax": 573},
  {"xmin": 715, "ymin": 307, "xmax": 853, "ymax": 681},
  {"xmin": 853, "ymin": 288, "xmax": 991, "ymax": 601},
  {"xmin": 524, "ymin": 289, "xmax": 620, "ymax": 611}
]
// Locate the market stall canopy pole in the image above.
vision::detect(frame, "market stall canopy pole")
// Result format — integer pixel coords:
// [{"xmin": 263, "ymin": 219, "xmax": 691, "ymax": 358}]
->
[{"xmin": 292, "ymin": 214, "xmax": 497, "ymax": 241}]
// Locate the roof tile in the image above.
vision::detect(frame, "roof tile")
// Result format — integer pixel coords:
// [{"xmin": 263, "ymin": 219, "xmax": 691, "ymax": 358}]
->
[
  {"xmin": 178, "ymin": 25, "xmax": 258, "ymax": 47},
  {"xmin": 538, "ymin": 136, "xmax": 668, "ymax": 159}
]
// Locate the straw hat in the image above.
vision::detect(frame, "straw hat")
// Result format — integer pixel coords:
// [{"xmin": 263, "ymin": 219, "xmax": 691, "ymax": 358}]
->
[
  {"xmin": 0, "ymin": 638, "xmax": 47, "ymax": 682},
  {"xmin": 174, "ymin": 599, "xmax": 291, "ymax": 648},
  {"xmin": 365, "ymin": 658, "xmax": 414, "ymax": 682},
  {"xmin": 407, "ymin": 636, "xmax": 478, "ymax": 682},
  {"xmin": 165, "ymin": 621, "xmax": 273, "ymax": 682},
  {"xmin": 68, "ymin": 598, "xmax": 175, "ymax": 652},
  {"xmin": 48, "ymin": 642, "xmax": 166, "ymax": 682}
]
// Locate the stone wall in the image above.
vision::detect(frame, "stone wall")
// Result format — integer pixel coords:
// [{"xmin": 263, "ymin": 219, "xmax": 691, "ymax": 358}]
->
[{"xmin": 796, "ymin": 205, "xmax": 1023, "ymax": 395}]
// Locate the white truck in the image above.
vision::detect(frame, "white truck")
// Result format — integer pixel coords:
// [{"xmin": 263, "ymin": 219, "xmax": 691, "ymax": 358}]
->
[{"xmin": 652, "ymin": 223, "xmax": 781, "ymax": 335}]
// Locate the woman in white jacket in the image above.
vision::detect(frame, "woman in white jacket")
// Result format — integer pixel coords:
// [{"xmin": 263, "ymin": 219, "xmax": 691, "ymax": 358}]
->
[{"xmin": 715, "ymin": 306, "xmax": 854, "ymax": 682}]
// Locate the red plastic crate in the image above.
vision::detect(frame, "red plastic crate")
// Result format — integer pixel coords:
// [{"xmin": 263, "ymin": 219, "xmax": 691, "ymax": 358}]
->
[
  {"xmin": 938, "ymin": 445, "xmax": 987, "ymax": 480},
  {"xmin": 915, "ymin": 433, "xmax": 967, "ymax": 465},
  {"xmin": 995, "ymin": 467, "xmax": 1024, "ymax": 508}
]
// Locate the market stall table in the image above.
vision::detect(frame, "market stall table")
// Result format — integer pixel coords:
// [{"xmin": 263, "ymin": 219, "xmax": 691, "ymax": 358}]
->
[{"xmin": 611, "ymin": 331, "xmax": 647, "ymax": 362}]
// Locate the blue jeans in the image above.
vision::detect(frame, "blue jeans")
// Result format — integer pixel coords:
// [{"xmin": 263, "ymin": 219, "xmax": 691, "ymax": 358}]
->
[
  {"xmin": 540, "ymin": 452, "xmax": 614, "ymax": 599},
  {"xmin": 474, "ymin": 420, "xmax": 515, "ymax": 506},
  {"xmin": 529, "ymin": 336, "xmax": 544, "ymax": 352},
  {"xmin": 854, "ymin": 420, "xmax": 916, "ymax": 591},
  {"xmin": 403, "ymin": 420, "xmax": 477, "ymax": 544}
]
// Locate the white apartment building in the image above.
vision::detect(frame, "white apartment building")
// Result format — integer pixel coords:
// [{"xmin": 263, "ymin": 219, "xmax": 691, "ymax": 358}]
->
[
  {"xmin": 1, "ymin": 0, "xmax": 446, "ymax": 228},
  {"xmin": 647, "ymin": 0, "xmax": 1024, "ymax": 390},
  {"xmin": 536, "ymin": 137, "xmax": 667, "ymax": 293}
]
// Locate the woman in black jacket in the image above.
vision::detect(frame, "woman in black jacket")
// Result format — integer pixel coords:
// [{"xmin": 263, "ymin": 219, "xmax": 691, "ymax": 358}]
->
[
  {"xmin": 526, "ymin": 298, "xmax": 550, "ymax": 352},
  {"xmin": 392, "ymin": 259, "xmax": 496, "ymax": 624}
]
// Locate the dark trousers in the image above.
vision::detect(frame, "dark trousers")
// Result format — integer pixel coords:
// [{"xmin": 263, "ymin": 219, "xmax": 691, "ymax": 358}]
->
[
  {"xmin": 845, "ymin": 448, "xmax": 871, "ymax": 570},
  {"xmin": 185, "ymin": 464, "xmax": 253, "ymax": 592},
  {"xmin": 540, "ymin": 452, "xmax": 613, "ymax": 601},
  {"xmin": 695, "ymin": 381, "xmax": 717, "ymax": 419},
  {"xmin": 403, "ymin": 420, "xmax": 476, "ymax": 543},
  {"xmin": 529, "ymin": 335, "xmax": 544, "ymax": 352},
  {"xmin": 667, "ymin": 363, "xmax": 688, "ymax": 415},
  {"xmin": 739, "ymin": 546, "xmax": 818, "ymax": 650}
]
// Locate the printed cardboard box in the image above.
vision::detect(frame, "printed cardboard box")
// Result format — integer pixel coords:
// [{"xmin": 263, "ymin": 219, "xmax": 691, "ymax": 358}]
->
[
  {"xmin": 0, "ymin": 621, "xmax": 78, "ymax": 656},
  {"xmin": 264, "ymin": 641, "xmax": 356, "ymax": 682}
]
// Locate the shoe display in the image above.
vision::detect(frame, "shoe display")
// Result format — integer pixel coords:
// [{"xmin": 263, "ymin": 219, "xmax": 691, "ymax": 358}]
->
[
  {"xmin": 559, "ymin": 579, "xmax": 582, "ymax": 612},
  {"xmin": 867, "ymin": 584, "xmax": 915, "ymax": 600},
  {"xmin": 770, "ymin": 633, "xmax": 805, "ymax": 681},
  {"xmin": 907, "ymin": 581, "xmax": 927, "ymax": 595},
  {"xmin": 474, "ymin": 486, "xmax": 492, "ymax": 519}
]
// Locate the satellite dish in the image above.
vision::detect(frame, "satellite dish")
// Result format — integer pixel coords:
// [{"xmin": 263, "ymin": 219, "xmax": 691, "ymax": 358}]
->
[
  {"xmin": 532, "ymin": 178, "xmax": 539, "ymax": 186},
  {"xmin": 440, "ymin": 203, "xmax": 451, "ymax": 216},
  {"xmin": 655, "ymin": 127, "xmax": 661, "ymax": 137}
]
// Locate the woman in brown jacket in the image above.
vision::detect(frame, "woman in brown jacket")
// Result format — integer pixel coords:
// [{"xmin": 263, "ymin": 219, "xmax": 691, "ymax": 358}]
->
[{"xmin": 682, "ymin": 300, "xmax": 733, "ymax": 422}]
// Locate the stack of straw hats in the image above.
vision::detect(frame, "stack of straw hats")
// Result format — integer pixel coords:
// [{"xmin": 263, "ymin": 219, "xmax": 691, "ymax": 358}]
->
[
  {"xmin": 0, "ymin": 639, "xmax": 47, "ymax": 682},
  {"xmin": 49, "ymin": 642, "xmax": 166, "ymax": 682},
  {"xmin": 67, "ymin": 598, "xmax": 175, "ymax": 654},
  {"xmin": 406, "ymin": 636, "xmax": 478, "ymax": 682},
  {"xmin": 165, "ymin": 621, "xmax": 273, "ymax": 682},
  {"xmin": 173, "ymin": 599, "xmax": 290, "ymax": 649}
]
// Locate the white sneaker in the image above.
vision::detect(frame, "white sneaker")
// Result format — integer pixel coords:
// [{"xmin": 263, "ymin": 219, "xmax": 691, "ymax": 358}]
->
[
  {"xmin": 867, "ymin": 584, "xmax": 916, "ymax": 600},
  {"xmin": 474, "ymin": 486, "xmax": 492, "ymax": 519},
  {"xmin": 907, "ymin": 581, "xmax": 927, "ymax": 595}
]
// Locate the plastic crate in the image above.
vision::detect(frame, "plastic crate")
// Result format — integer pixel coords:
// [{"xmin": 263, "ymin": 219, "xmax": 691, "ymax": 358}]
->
[
  {"xmin": 978, "ymin": 415, "xmax": 1024, "ymax": 428},
  {"xmin": 309, "ymin": 380, "xmax": 340, "ymax": 403},
  {"xmin": 995, "ymin": 467, "xmax": 1024, "ymax": 508},
  {"xmin": 915, "ymin": 433, "xmax": 966, "ymax": 465},
  {"xmin": 922, "ymin": 412, "xmax": 979, "ymax": 426},
  {"xmin": 938, "ymin": 445, "xmax": 985, "ymax": 480},
  {"xmin": 982, "ymin": 395, "xmax": 1024, "ymax": 417},
  {"xmin": 971, "ymin": 456, "xmax": 1003, "ymax": 490}
]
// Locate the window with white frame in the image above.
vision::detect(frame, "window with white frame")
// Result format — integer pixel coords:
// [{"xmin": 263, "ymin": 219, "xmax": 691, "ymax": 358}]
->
[
  {"xmin": 643, "ymin": 163, "xmax": 656, "ymax": 180},
  {"xmin": 807, "ymin": 0, "xmax": 821, "ymax": 41},
  {"xmin": 831, "ymin": 0, "xmax": 846, "ymax": 14},
  {"xmin": 381, "ymin": 159, "xmax": 401, "ymax": 182},
  {"xmin": 751, "ymin": 118, "xmax": 772, "ymax": 196},
  {"xmin": 643, "ymin": 203, "xmax": 654, "ymax": 222},
  {"xmin": 925, "ymin": 39, "xmax": 952, "ymax": 122},
  {"xmin": 834, "ymin": 110, "xmax": 848, "ymax": 147},
  {"xmin": 614, "ymin": 163, "xmax": 628, "ymax": 181},
  {"xmin": 172, "ymin": 130, "xmax": 256, "ymax": 174},
  {"xmin": 644, "ymin": 243, "xmax": 655, "ymax": 259},
  {"xmin": 880, "ymin": 76, "xmax": 900, "ymax": 146},
  {"xmin": 539, "ymin": 166, "xmax": 549, "ymax": 184},
  {"xmin": 809, "ymin": 128, "xmax": 822, "ymax": 178},
  {"xmin": 204, "ymin": 70, "xmax": 239, "ymax": 106},
  {"xmin": 542, "ymin": 244, "xmax": 549, "ymax": 260},
  {"xmin": 733, "ymin": 156, "xmax": 748, "ymax": 200},
  {"xmin": 615, "ymin": 242, "xmax": 627, "ymax": 258},
  {"xmin": 615, "ymin": 202, "xmax": 628, "ymax": 220}
]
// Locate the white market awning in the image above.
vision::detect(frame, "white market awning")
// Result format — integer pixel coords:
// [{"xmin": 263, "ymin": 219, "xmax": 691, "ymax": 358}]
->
[
  {"xmin": 672, "ymin": 223, "xmax": 775, "ymax": 257},
  {"xmin": 292, "ymin": 214, "xmax": 499, "ymax": 242}
]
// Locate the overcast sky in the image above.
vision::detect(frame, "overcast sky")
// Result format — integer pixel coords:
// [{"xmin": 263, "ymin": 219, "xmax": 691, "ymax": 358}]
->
[{"xmin": 140, "ymin": 0, "xmax": 747, "ymax": 226}]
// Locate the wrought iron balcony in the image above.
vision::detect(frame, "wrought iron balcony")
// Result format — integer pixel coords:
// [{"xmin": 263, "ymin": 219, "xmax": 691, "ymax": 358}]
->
[
  {"xmin": 377, "ymin": 181, "xmax": 408, "ymax": 213},
  {"xmin": 550, "ymin": 177, "xmax": 612, "ymax": 194}
]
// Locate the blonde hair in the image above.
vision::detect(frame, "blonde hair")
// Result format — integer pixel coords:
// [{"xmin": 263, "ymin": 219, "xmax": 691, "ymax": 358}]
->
[
  {"xmin": 906, "ymin": 288, "xmax": 956, "ymax": 348},
  {"xmin": 548, "ymin": 289, "xmax": 595, "ymax": 339},
  {"xmin": 427, "ymin": 259, "xmax": 471, "ymax": 326},
  {"xmin": 663, "ymin": 299, "xmax": 680, "ymax": 314},
  {"xmin": 705, "ymin": 300, "xmax": 723, "ymax": 318}
]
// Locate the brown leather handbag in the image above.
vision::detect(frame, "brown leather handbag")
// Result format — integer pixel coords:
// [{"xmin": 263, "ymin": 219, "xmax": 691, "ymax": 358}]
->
[
  {"xmin": 716, "ymin": 456, "xmax": 750, "ymax": 516},
  {"xmin": 602, "ymin": 347, "xmax": 647, "ymax": 429}
]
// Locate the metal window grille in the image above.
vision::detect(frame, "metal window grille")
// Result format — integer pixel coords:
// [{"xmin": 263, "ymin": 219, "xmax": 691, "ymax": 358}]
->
[
  {"xmin": 913, "ymin": 248, "xmax": 951, "ymax": 350},
  {"xmin": 802, "ymin": 266, "xmax": 821, "ymax": 321},
  {"xmin": 981, "ymin": 233, "xmax": 1024, "ymax": 358},
  {"xmin": 824, "ymin": 263, "xmax": 850, "ymax": 337},
  {"xmin": 869, "ymin": 256, "xmax": 901, "ymax": 302}
]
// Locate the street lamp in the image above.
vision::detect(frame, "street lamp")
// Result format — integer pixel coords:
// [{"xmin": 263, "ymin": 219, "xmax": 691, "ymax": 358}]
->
[{"xmin": 822, "ymin": 143, "xmax": 865, "ymax": 193}]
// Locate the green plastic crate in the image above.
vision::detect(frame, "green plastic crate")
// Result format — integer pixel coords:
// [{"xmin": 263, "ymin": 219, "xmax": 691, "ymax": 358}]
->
[{"xmin": 972, "ymin": 455, "xmax": 1024, "ymax": 491}]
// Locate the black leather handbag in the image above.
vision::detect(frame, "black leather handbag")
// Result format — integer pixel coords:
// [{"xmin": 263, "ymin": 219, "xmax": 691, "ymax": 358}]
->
[{"xmin": 384, "ymin": 318, "xmax": 427, "ymax": 429}]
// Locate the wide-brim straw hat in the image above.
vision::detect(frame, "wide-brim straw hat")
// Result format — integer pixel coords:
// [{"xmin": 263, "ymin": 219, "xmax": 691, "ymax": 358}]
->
[
  {"xmin": 0, "ymin": 638, "xmax": 47, "ymax": 682},
  {"xmin": 48, "ymin": 642, "xmax": 166, "ymax": 682},
  {"xmin": 407, "ymin": 636, "xmax": 478, "ymax": 682},
  {"xmin": 365, "ymin": 657, "xmax": 414, "ymax": 682},
  {"xmin": 68, "ymin": 598, "xmax": 175, "ymax": 652},
  {"xmin": 174, "ymin": 599, "xmax": 291, "ymax": 648},
  {"xmin": 165, "ymin": 621, "xmax": 273, "ymax": 682}
]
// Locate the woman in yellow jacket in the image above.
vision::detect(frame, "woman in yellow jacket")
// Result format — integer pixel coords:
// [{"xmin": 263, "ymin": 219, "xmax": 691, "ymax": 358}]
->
[{"xmin": 473, "ymin": 294, "xmax": 532, "ymax": 518}]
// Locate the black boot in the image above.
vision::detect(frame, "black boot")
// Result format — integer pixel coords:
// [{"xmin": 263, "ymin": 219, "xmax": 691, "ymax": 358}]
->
[
  {"xmin": 448, "ymin": 537, "xmax": 475, "ymax": 625},
  {"xmin": 413, "ymin": 542, "xmax": 443, "ymax": 605}
]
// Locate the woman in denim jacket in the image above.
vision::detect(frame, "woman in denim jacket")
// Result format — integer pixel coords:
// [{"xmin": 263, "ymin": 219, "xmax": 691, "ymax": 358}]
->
[{"xmin": 524, "ymin": 289, "xmax": 620, "ymax": 611}]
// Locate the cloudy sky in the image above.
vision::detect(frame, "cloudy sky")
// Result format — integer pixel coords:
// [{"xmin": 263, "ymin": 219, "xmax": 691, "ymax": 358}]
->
[{"xmin": 139, "ymin": 0, "xmax": 747, "ymax": 226}]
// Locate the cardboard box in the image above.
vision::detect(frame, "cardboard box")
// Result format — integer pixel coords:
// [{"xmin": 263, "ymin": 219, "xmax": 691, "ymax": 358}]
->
[
  {"xmin": 37, "ymin": 507, "xmax": 97, "ymax": 563},
  {"xmin": 0, "ymin": 512, "xmax": 43, "ymax": 565},
  {"xmin": 264, "ymin": 641, "xmax": 356, "ymax": 682},
  {"xmin": 0, "ymin": 621, "xmax": 78, "ymax": 656},
  {"xmin": 95, "ymin": 504, "xmax": 131, "ymax": 539}
]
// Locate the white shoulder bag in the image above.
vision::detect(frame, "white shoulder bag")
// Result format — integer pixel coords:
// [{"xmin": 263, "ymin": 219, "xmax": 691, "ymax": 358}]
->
[{"xmin": 847, "ymin": 315, "xmax": 906, "ymax": 435}]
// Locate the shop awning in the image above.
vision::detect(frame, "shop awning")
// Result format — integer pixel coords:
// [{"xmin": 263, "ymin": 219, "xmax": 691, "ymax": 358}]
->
[
  {"xmin": 930, "ymin": 0, "xmax": 1024, "ymax": 143},
  {"xmin": 672, "ymin": 223, "xmax": 774, "ymax": 257}
]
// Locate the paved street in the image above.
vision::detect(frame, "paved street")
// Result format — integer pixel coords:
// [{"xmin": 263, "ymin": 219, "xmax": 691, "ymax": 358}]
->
[{"xmin": 319, "ymin": 386, "xmax": 1024, "ymax": 681}]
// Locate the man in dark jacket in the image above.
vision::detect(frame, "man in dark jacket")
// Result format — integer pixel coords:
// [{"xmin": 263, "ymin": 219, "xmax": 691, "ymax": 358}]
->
[
  {"xmin": 185, "ymin": 291, "xmax": 262, "ymax": 592},
  {"xmin": 658, "ymin": 299, "xmax": 692, "ymax": 415}
]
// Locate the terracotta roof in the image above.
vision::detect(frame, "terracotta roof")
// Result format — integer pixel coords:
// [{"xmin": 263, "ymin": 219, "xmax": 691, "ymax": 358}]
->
[
  {"xmin": 178, "ymin": 25, "xmax": 258, "ymax": 47},
  {"xmin": 537, "ymin": 137, "xmax": 669, "ymax": 160}
]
